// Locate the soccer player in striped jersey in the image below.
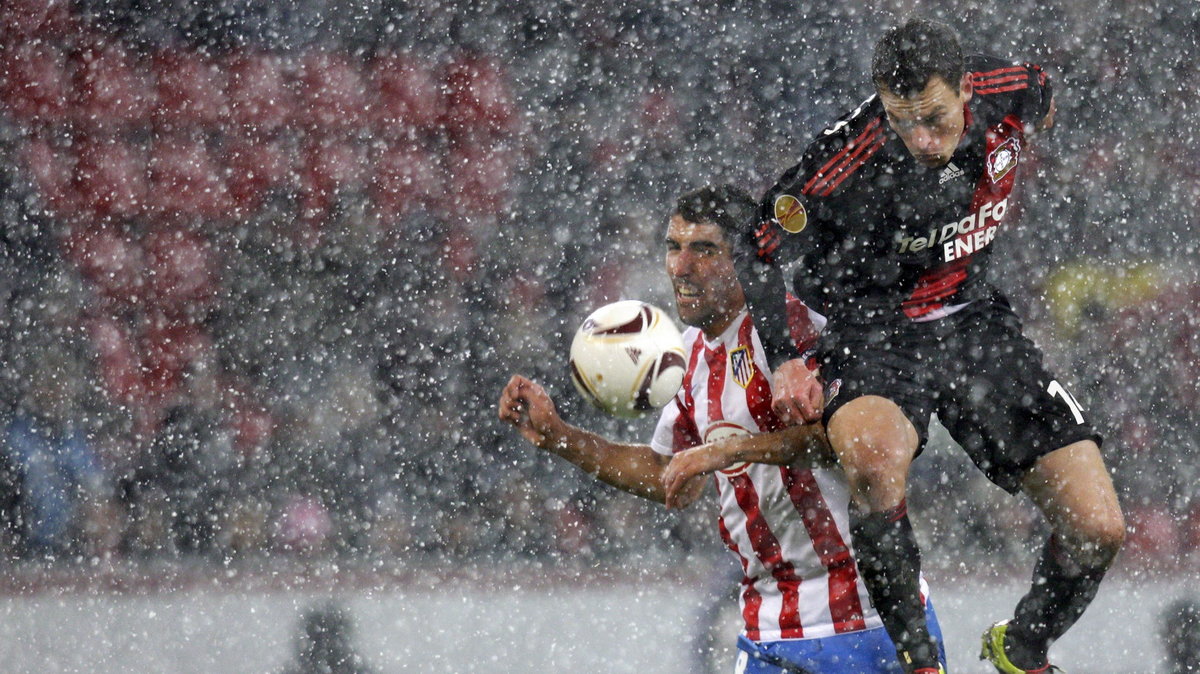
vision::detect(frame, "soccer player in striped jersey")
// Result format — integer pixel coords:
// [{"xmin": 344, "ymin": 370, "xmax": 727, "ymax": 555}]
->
[
  {"xmin": 731, "ymin": 18, "xmax": 1125, "ymax": 674},
  {"xmin": 498, "ymin": 184, "xmax": 948, "ymax": 673}
]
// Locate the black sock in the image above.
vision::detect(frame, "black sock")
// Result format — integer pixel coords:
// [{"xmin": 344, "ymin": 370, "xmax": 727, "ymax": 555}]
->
[
  {"xmin": 1006, "ymin": 535, "xmax": 1108, "ymax": 669},
  {"xmin": 850, "ymin": 499, "xmax": 939, "ymax": 669}
]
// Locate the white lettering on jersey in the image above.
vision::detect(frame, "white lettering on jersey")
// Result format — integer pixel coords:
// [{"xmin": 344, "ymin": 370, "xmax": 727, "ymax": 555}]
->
[{"xmin": 895, "ymin": 197, "xmax": 1010, "ymax": 261}]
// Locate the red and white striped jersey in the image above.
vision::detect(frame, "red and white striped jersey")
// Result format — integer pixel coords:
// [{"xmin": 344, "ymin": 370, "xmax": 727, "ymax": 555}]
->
[{"xmin": 650, "ymin": 306, "xmax": 930, "ymax": 641}]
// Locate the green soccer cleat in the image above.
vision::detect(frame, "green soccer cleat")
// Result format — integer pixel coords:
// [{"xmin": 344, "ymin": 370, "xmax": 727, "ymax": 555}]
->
[{"xmin": 980, "ymin": 620, "xmax": 1064, "ymax": 673}]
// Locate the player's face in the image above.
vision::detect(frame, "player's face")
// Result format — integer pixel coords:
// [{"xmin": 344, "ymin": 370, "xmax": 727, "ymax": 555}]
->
[
  {"xmin": 665, "ymin": 215, "xmax": 745, "ymax": 337},
  {"xmin": 878, "ymin": 75, "xmax": 973, "ymax": 168}
]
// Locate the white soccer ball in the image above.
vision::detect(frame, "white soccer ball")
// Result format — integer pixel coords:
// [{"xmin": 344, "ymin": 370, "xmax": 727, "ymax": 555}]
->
[{"xmin": 569, "ymin": 300, "xmax": 687, "ymax": 418}]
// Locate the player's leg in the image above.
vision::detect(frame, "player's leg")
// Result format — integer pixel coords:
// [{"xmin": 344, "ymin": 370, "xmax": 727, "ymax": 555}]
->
[
  {"xmin": 938, "ymin": 298, "xmax": 1124, "ymax": 672},
  {"xmin": 827, "ymin": 395, "xmax": 919, "ymax": 510},
  {"xmin": 997, "ymin": 438, "xmax": 1124, "ymax": 670},
  {"xmin": 827, "ymin": 395, "xmax": 940, "ymax": 671}
]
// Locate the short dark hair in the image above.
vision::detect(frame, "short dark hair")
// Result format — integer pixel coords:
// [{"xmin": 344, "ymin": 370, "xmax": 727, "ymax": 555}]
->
[
  {"xmin": 872, "ymin": 18, "xmax": 964, "ymax": 97},
  {"xmin": 674, "ymin": 184, "xmax": 756, "ymax": 238}
]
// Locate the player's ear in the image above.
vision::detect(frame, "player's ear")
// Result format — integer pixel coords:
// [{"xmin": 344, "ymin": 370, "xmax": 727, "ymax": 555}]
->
[{"xmin": 959, "ymin": 73, "xmax": 973, "ymax": 102}]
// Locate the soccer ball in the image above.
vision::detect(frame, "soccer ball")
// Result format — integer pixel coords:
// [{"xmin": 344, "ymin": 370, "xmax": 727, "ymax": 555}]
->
[{"xmin": 569, "ymin": 300, "xmax": 687, "ymax": 418}]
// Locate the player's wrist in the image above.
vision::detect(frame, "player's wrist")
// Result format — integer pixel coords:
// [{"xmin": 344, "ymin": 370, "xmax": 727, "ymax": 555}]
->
[{"xmin": 539, "ymin": 419, "xmax": 575, "ymax": 453}]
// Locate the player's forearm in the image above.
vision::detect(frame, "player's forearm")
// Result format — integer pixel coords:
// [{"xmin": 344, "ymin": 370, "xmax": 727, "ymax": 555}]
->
[
  {"xmin": 543, "ymin": 423, "xmax": 669, "ymax": 503},
  {"xmin": 716, "ymin": 424, "xmax": 834, "ymax": 468},
  {"xmin": 732, "ymin": 240, "xmax": 798, "ymax": 369}
]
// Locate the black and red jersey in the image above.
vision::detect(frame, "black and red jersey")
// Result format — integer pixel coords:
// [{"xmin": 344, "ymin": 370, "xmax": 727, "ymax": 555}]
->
[{"xmin": 738, "ymin": 54, "xmax": 1053, "ymax": 367}]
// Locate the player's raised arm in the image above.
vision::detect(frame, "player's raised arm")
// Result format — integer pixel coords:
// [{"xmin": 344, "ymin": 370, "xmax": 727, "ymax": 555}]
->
[
  {"xmin": 661, "ymin": 423, "xmax": 834, "ymax": 508},
  {"xmin": 730, "ymin": 163, "xmax": 834, "ymax": 427},
  {"xmin": 1039, "ymin": 94, "xmax": 1055, "ymax": 131},
  {"xmin": 497, "ymin": 375, "xmax": 705, "ymax": 507},
  {"xmin": 730, "ymin": 210, "xmax": 796, "ymax": 371},
  {"xmin": 731, "ymin": 219, "xmax": 824, "ymax": 425}
]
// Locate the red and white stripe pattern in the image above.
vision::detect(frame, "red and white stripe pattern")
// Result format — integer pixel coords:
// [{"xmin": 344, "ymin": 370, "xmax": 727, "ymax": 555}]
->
[{"xmin": 651, "ymin": 309, "xmax": 930, "ymax": 641}]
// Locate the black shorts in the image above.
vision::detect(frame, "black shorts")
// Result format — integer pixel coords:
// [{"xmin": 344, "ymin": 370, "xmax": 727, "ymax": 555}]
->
[{"xmin": 818, "ymin": 296, "xmax": 1101, "ymax": 493}]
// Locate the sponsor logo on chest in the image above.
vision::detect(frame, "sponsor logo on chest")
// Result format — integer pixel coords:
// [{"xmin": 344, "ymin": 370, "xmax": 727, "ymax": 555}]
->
[
  {"xmin": 896, "ymin": 197, "xmax": 1010, "ymax": 261},
  {"xmin": 703, "ymin": 420, "xmax": 753, "ymax": 477}
]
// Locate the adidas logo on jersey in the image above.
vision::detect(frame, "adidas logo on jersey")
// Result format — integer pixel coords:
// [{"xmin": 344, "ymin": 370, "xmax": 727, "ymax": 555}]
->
[{"xmin": 938, "ymin": 162, "xmax": 964, "ymax": 185}]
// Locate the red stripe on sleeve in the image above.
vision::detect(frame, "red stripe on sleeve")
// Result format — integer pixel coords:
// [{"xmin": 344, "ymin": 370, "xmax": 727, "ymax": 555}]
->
[
  {"xmin": 783, "ymin": 467, "xmax": 868, "ymax": 633},
  {"xmin": 975, "ymin": 82, "xmax": 1030, "ymax": 95},
  {"xmin": 802, "ymin": 118, "xmax": 882, "ymax": 195},
  {"xmin": 672, "ymin": 338, "xmax": 706, "ymax": 452},
  {"xmin": 670, "ymin": 398, "xmax": 701, "ymax": 453},
  {"xmin": 973, "ymin": 73, "xmax": 1028, "ymax": 86},
  {"xmin": 784, "ymin": 294, "xmax": 820, "ymax": 355},
  {"xmin": 971, "ymin": 65, "xmax": 1026, "ymax": 80},
  {"xmin": 804, "ymin": 126, "xmax": 883, "ymax": 196},
  {"xmin": 819, "ymin": 134, "xmax": 887, "ymax": 196}
]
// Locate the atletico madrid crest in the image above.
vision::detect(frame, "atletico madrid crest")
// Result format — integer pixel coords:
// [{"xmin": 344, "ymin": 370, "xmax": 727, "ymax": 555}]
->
[{"xmin": 730, "ymin": 346, "xmax": 755, "ymax": 389}]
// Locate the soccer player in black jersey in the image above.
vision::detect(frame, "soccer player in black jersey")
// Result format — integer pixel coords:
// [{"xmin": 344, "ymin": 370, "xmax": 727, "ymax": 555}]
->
[{"xmin": 732, "ymin": 18, "xmax": 1125, "ymax": 674}]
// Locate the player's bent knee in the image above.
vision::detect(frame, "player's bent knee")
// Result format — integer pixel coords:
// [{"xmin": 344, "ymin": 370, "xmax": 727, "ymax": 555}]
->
[
  {"xmin": 828, "ymin": 396, "xmax": 916, "ymax": 506},
  {"xmin": 1064, "ymin": 507, "xmax": 1126, "ymax": 569},
  {"xmin": 840, "ymin": 451, "xmax": 910, "ymax": 493},
  {"xmin": 1027, "ymin": 438, "xmax": 1125, "ymax": 564},
  {"xmin": 1089, "ymin": 509, "xmax": 1126, "ymax": 566}
]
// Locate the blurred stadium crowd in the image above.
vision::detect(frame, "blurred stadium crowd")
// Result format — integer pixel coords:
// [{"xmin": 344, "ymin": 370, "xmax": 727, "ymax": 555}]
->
[{"xmin": 0, "ymin": 0, "xmax": 1196, "ymax": 578}]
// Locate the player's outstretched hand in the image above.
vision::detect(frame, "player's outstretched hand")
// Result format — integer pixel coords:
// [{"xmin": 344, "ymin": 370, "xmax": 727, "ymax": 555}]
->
[
  {"xmin": 771, "ymin": 358, "xmax": 824, "ymax": 426},
  {"xmin": 662, "ymin": 443, "xmax": 729, "ymax": 509},
  {"xmin": 497, "ymin": 375, "xmax": 564, "ymax": 450}
]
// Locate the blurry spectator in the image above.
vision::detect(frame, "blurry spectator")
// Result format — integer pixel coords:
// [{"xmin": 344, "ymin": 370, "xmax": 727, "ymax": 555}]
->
[
  {"xmin": 274, "ymin": 493, "xmax": 332, "ymax": 555},
  {"xmin": 120, "ymin": 480, "xmax": 172, "ymax": 558},
  {"xmin": 1161, "ymin": 598, "xmax": 1200, "ymax": 674},
  {"xmin": 3, "ymin": 356, "xmax": 107, "ymax": 557},
  {"xmin": 216, "ymin": 495, "xmax": 270, "ymax": 558},
  {"xmin": 280, "ymin": 603, "xmax": 375, "ymax": 674},
  {"xmin": 123, "ymin": 355, "xmax": 237, "ymax": 556}
]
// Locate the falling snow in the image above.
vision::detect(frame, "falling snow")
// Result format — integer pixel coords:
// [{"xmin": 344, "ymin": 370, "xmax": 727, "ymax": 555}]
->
[{"xmin": 0, "ymin": 1, "xmax": 1197, "ymax": 672}]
